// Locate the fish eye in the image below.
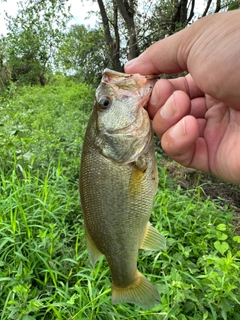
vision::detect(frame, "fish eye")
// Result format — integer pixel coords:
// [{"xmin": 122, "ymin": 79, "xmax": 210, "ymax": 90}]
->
[{"xmin": 98, "ymin": 96, "xmax": 112, "ymax": 110}]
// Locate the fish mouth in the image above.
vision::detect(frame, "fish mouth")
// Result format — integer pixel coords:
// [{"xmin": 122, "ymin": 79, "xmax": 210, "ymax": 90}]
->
[
  {"xmin": 102, "ymin": 68, "xmax": 158, "ymax": 88},
  {"xmin": 95, "ymin": 69, "xmax": 156, "ymax": 163},
  {"xmin": 101, "ymin": 69, "xmax": 158, "ymax": 100},
  {"xmin": 97, "ymin": 69, "xmax": 157, "ymax": 138}
]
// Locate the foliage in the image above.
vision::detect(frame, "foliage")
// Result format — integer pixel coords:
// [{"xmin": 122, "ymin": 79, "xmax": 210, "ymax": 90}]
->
[
  {"xmin": 227, "ymin": 0, "xmax": 240, "ymax": 10},
  {"xmin": 1, "ymin": 0, "xmax": 239, "ymax": 88},
  {"xmin": 59, "ymin": 0, "xmax": 182, "ymax": 82},
  {"xmin": 58, "ymin": 25, "xmax": 107, "ymax": 86},
  {"xmin": 0, "ymin": 36, "xmax": 11, "ymax": 90},
  {"xmin": 61, "ymin": 0, "xmax": 235, "ymax": 83},
  {"xmin": 3, "ymin": 0, "xmax": 71, "ymax": 86},
  {"xmin": 0, "ymin": 75, "xmax": 93, "ymax": 177},
  {"xmin": 0, "ymin": 80, "xmax": 240, "ymax": 319}
]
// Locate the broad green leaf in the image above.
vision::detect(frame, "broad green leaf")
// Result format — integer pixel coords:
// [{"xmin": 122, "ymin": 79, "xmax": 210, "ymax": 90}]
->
[
  {"xmin": 233, "ymin": 236, "xmax": 240, "ymax": 243},
  {"xmin": 217, "ymin": 232, "xmax": 228, "ymax": 241},
  {"xmin": 217, "ymin": 223, "xmax": 227, "ymax": 231},
  {"xmin": 214, "ymin": 241, "xmax": 229, "ymax": 255}
]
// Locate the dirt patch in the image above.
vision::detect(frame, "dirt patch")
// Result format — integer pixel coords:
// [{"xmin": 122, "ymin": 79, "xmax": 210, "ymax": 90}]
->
[{"xmin": 162, "ymin": 159, "xmax": 240, "ymax": 235}]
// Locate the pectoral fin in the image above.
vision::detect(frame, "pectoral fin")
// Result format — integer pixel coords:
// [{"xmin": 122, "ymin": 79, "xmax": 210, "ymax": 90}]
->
[
  {"xmin": 129, "ymin": 163, "xmax": 148, "ymax": 199},
  {"xmin": 85, "ymin": 229, "xmax": 103, "ymax": 267},
  {"xmin": 140, "ymin": 222, "xmax": 166, "ymax": 251}
]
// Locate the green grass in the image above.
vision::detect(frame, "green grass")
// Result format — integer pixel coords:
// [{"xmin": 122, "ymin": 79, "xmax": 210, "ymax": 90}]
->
[{"xmin": 0, "ymin": 78, "xmax": 240, "ymax": 319}]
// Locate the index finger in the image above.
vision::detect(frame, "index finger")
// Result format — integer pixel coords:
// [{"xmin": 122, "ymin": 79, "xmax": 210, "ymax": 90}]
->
[
  {"xmin": 169, "ymin": 74, "xmax": 204, "ymax": 99},
  {"xmin": 148, "ymin": 74, "xmax": 204, "ymax": 118}
]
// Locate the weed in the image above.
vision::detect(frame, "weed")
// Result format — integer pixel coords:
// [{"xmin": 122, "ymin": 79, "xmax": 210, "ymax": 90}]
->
[{"xmin": 0, "ymin": 80, "xmax": 239, "ymax": 319}]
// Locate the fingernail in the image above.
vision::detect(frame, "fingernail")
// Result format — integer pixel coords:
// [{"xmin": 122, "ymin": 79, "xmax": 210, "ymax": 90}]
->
[
  {"xmin": 149, "ymin": 94, "xmax": 158, "ymax": 107},
  {"xmin": 160, "ymin": 97, "xmax": 176, "ymax": 118},
  {"xmin": 125, "ymin": 58, "xmax": 138, "ymax": 68},
  {"xmin": 170, "ymin": 118, "xmax": 186, "ymax": 139}
]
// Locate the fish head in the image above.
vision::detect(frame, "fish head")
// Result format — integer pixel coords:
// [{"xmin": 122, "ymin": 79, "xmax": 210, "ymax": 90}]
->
[{"xmin": 93, "ymin": 69, "xmax": 157, "ymax": 164}]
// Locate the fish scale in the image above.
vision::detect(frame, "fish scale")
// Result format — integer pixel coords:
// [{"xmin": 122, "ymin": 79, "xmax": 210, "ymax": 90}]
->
[{"xmin": 79, "ymin": 69, "xmax": 166, "ymax": 309}]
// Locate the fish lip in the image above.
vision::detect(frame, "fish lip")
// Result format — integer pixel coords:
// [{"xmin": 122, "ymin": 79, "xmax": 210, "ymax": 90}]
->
[
  {"xmin": 103, "ymin": 68, "xmax": 158, "ymax": 80},
  {"xmin": 101, "ymin": 69, "xmax": 158, "ymax": 93}
]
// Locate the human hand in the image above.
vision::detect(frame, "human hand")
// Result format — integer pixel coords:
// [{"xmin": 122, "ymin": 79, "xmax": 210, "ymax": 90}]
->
[{"xmin": 125, "ymin": 11, "xmax": 240, "ymax": 185}]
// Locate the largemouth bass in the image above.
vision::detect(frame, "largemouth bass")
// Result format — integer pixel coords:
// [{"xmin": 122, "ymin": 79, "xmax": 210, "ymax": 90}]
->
[{"xmin": 79, "ymin": 69, "xmax": 166, "ymax": 309}]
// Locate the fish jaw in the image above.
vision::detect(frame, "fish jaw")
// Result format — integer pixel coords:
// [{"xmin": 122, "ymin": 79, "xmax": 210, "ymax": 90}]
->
[
  {"xmin": 101, "ymin": 68, "xmax": 157, "ymax": 103},
  {"xmin": 94, "ymin": 69, "xmax": 157, "ymax": 164},
  {"xmin": 95, "ymin": 108, "xmax": 153, "ymax": 164},
  {"xmin": 96, "ymin": 68, "xmax": 158, "ymax": 129}
]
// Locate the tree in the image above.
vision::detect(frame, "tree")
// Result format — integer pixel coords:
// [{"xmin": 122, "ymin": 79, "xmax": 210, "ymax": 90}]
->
[
  {"xmin": 58, "ymin": 0, "xmax": 238, "ymax": 86},
  {"xmin": 115, "ymin": 0, "xmax": 139, "ymax": 59},
  {"xmin": 97, "ymin": 0, "xmax": 122, "ymax": 71},
  {"xmin": 4, "ymin": 0, "xmax": 71, "ymax": 86},
  {"xmin": 95, "ymin": 0, "xmax": 195, "ymax": 71},
  {"xmin": 58, "ymin": 24, "xmax": 107, "ymax": 85},
  {"xmin": 98, "ymin": 0, "xmax": 239, "ymax": 65},
  {"xmin": 0, "ymin": 36, "xmax": 11, "ymax": 90}
]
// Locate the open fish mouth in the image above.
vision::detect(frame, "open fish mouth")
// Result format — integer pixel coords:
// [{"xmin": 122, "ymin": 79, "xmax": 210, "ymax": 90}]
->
[{"xmin": 102, "ymin": 68, "xmax": 158, "ymax": 85}]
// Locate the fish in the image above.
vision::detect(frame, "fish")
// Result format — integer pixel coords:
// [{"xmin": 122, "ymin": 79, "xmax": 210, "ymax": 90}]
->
[{"xmin": 79, "ymin": 68, "xmax": 166, "ymax": 309}]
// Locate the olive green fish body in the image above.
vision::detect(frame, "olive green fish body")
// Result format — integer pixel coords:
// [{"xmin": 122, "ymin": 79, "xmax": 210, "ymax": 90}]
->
[{"xmin": 80, "ymin": 69, "xmax": 166, "ymax": 309}]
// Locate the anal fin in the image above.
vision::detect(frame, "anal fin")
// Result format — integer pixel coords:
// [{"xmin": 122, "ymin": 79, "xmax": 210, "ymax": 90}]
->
[
  {"xmin": 140, "ymin": 222, "xmax": 166, "ymax": 251},
  {"xmin": 85, "ymin": 229, "xmax": 103, "ymax": 267}
]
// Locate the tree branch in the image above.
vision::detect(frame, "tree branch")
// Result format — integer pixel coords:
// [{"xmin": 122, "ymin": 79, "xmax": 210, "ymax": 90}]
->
[
  {"xmin": 214, "ymin": 0, "xmax": 221, "ymax": 12},
  {"xmin": 187, "ymin": 0, "xmax": 195, "ymax": 23},
  {"xmin": 115, "ymin": 0, "xmax": 139, "ymax": 59},
  {"xmin": 202, "ymin": 0, "xmax": 213, "ymax": 17}
]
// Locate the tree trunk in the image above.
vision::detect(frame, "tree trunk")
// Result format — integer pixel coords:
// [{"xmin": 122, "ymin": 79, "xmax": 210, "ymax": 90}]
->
[
  {"xmin": 171, "ymin": 0, "xmax": 189, "ymax": 33},
  {"xmin": 112, "ymin": 2, "xmax": 121, "ymax": 68},
  {"xmin": 39, "ymin": 73, "xmax": 46, "ymax": 86},
  {"xmin": 115, "ymin": 0, "xmax": 139, "ymax": 60},
  {"xmin": 187, "ymin": 0, "xmax": 195, "ymax": 23},
  {"xmin": 97, "ymin": 0, "xmax": 122, "ymax": 71},
  {"xmin": 214, "ymin": 0, "xmax": 221, "ymax": 12},
  {"xmin": 202, "ymin": 0, "xmax": 213, "ymax": 17}
]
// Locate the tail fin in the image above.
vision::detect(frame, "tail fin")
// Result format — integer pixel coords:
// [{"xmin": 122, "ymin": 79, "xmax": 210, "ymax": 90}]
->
[{"xmin": 111, "ymin": 271, "xmax": 159, "ymax": 309}]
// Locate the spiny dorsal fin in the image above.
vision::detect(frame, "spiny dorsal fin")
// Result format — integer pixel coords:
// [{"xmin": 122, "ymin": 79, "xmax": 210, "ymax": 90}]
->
[{"xmin": 140, "ymin": 222, "xmax": 166, "ymax": 251}]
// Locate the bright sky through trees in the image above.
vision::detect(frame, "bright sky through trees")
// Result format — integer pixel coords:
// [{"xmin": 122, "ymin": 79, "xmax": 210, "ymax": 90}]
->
[
  {"xmin": 0, "ymin": 0, "xmax": 99, "ymax": 35},
  {"xmin": 0, "ymin": 0, "xmax": 206, "ymax": 36}
]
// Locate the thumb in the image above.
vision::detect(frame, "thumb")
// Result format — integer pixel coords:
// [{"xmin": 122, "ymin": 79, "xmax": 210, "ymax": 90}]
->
[
  {"xmin": 124, "ymin": 11, "xmax": 235, "ymax": 76},
  {"xmin": 125, "ymin": 28, "xmax": 189, "ymax": 75},
  {"xmin": 125, "ymin": 11, "xmax": 240, "ymax": 109}
]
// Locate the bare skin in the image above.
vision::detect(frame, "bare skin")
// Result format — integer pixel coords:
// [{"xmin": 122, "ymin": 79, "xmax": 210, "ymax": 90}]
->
[{"xmin": 125, "ymin": 10, "xmax": 240, "ymax": 185}]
